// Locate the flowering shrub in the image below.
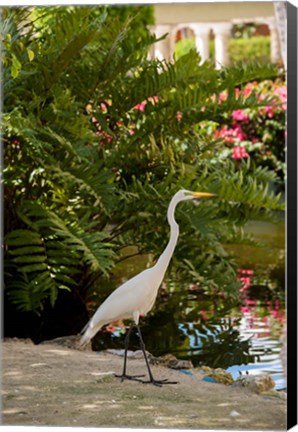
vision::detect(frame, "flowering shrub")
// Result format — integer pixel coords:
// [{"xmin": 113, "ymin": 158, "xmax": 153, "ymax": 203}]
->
[
  {"xmin": 213, "ymin": 80, "xmax": 286, "ymax": 189},
  {"xmin": 88, "ymin": 79, "xmax": 286, "ymax": 193},
  {"xmin": 87, "ymin": 95, "xmax": 160, "ymax": 147}
]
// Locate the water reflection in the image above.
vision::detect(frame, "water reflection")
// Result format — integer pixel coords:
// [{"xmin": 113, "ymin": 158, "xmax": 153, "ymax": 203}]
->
[
  {"xmin": 92, "ymin": 219, "xmax": 285, "ymax": 390},
  {"xmin": 93, "ymin": 291, "xmax": 285, "ymax": 390}
]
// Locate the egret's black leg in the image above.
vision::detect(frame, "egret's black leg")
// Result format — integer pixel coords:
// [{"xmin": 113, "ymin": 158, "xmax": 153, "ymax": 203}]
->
[
  {"xmin": 136, "ymin": 325, "xmax": 178, "ymax": 387},
  {"xmin": 114, "ymin": 323, "xmax": 145, "ymax": 382}
]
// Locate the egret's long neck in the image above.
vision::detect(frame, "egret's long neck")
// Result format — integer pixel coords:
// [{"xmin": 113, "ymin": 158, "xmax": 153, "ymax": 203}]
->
[{"xmin": 155, "ymin": 196, "xmax": 180, "ymax": 274}]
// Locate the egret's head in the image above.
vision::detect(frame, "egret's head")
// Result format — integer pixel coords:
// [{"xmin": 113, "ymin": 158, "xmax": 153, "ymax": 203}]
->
[{"xmin": 176, "ymin": 189, "xmax": 216, "ymax": 202}]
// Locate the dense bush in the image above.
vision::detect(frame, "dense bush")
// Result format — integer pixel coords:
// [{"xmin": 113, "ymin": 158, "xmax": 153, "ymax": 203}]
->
[
  {"xmin": 228, "ymin": 36, "xmax": 271, "ymax": 65},
  {"xmin": 3, "ymin": 7, "xmax": 284, "ymax": 338}
]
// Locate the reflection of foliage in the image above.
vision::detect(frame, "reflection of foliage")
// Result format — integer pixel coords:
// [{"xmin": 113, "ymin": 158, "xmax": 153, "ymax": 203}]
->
[
  {"xmin": 180, "ymin": 319, "xmax": 253, "ymax": 368},
  {"xmin": 92, "ymin": 289, "xmax": 284, "ymax": 372},
  {"xmin": 268, "ymin": 251, "xmax": 285, "ymax": 293}
]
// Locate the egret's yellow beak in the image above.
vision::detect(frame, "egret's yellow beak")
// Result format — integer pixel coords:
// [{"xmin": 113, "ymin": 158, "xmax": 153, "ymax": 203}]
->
[{"xmin": 189, "ymin": 192, "xmax": 216, "ymax": 198}]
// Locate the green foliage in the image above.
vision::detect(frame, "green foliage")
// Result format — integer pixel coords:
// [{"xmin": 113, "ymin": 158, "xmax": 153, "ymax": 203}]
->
[
  {"xmin": 175, "ymin": 37, "xmax": 195, "ymax": 60},
  {"xmin": 3, "ymin": 6, "xmax": 284, "ymax": 318},
  {"xmin": 176, "ymin": 36, "xmax": 271, "ymax": 65},
  {"xmin": 228, "ymin": 36, "xmax": 271, "ymax": 65}
]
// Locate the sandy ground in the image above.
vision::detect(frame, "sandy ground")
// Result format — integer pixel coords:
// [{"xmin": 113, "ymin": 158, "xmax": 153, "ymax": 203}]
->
[{"xmin": 1, "ymin": 338, "xmax": 286, "ymax": 430}]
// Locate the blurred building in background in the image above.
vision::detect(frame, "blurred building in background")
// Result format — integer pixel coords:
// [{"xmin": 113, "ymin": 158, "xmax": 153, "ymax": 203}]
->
[{"xmin": 150, "ymin": 2, "xmax": 286, "ymax": 69}]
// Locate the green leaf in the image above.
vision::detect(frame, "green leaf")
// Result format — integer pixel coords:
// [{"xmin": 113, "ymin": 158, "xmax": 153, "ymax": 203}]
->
[
  {"xmin": 11, "ymin": 54, "xmax": 21, "ymax": 78},
  {"xmin": 27, "ymin": 49, "xmax": 34, "ymax": 61}
]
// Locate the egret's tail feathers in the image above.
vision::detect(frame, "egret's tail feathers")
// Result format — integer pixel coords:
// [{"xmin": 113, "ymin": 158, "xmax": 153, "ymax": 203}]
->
[{"xmin": 79, "ymin": 320, "xmax": 103, "ymax": 347}]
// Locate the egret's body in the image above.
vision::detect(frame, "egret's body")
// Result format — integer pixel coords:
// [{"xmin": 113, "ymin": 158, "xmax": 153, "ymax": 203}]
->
[
  {"xmin": 80, "ymin": 189, "xmax": 214, "ymax": 385},
  {"xmin": 80, "ymin": 266, "xmax": 163, "ymax": 344}
]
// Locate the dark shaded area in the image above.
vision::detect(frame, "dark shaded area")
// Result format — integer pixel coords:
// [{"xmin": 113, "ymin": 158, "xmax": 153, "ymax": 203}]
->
[
  {"xmin": 3, "ymin": 290, "xmax": 89, "ymax": 344},
  {"xmin": 286, "ymin": 2, "xmax": 297, "ymax": 429}
]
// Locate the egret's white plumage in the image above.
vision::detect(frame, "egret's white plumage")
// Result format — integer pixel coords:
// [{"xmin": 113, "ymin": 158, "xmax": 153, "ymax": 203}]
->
[
  {"xmin": 80, "ymin": 189, "xmax": 215, "ymax": 349},
  {"xmin": 80, "ymin": 266, "xmax": 163, "ymax": 345},
  {"xmin": 80, "ymin": 190, "xmax": 215, "ymax": 386}
]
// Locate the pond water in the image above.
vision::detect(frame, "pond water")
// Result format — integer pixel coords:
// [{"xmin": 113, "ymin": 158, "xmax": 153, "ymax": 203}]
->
[{"xmin": 92, "ymin": 219, "xmax": 286, "ymax": 391}]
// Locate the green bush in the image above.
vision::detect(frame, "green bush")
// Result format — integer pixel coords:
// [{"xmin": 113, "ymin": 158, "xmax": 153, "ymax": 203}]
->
[
  {"xmin": 3, "ymin": 7, "xmax": 283, "ymax": 324},
  {"xmin": 229, "ymin": 36, "xmax": 271, "ymax": 65},
  {"xmin": 175, "ymin": 37, "xmax": 195, "ymax": 60},
  {"xmin": 176, "ymin": 36, "xmax": 271, "ymax": 65}
]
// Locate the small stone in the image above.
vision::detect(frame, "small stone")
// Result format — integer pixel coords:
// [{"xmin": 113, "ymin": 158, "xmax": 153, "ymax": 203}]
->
[
  {"xmin": 230, "ymin": 410, "xmax": 241, "ymax": 417},
  {"xmin": 201, "ymin": 366, "xmax": 233, "ymax": 385},
  {"xmin": 150, "ymin": 353, "xmax": 193, "ymax": 369},
  {"xmin": 235, "ymin": 373, "xmax": 275, "ymax": 393}
]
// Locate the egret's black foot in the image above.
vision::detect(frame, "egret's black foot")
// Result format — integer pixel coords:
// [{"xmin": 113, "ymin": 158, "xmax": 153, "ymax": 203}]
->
[
  {"xmin": 114, "ymin": 373, "xmax": 146, "ymax": 382},
  {"xmin": 142, "ymin": 378, "xmax": 179, "ymax": 387}
]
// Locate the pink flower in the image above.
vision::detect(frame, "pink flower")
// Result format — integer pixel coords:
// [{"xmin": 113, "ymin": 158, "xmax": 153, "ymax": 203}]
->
[
  {"xmin": 241, "ymin": 306, "xmax": 250, "ymax": 313},
  {"xmin": 239, "ymin": 269, "xmax": 254, "ymax": 275},
  {"xmin": 176, "ymin": 111, "xmax": 182, "ymax": 122},
  {"xmin": 243, "ymin": 83, "xmax": 254, "ymax": 98},
  {"xmin": 100, "ymin": 102, "xmax": 108, "ymax": 113},
  {"xmin": 274, "ymin": 86, "xmax": 287, "ymax": 110},
  {"xmin": 232, "ymin": 109, "xmax": 249, "ymax": 123},
  {"xmin": 235, "ymin": 87, "xmax": 241, "ymax": 99},
  {"xmin": 232, "ymin": 125, "xmax": 248, "ymax": 141},
  {"xmin": 128, "ymin": 129, "xmax": 135, "ymax": 135},
  {"xmin": 215, "ymin": 125, "xmax": 247, "ymax": 143},
  {"xmin": 148, "ymin": 95, "xmax": 159, "ymax": 103},
  {"xmin": 232, "ymin": 146, "xmax": 249, "ymax": 160},
  {"xmin": 260, "ymin": 106, "xmax": 274, "ymax": 118},
  {"xmin": 244, "ymin": 299, "xmax": 256, "ymax": 306},
  {"xmin": 239, "ymin": 276, "xmax": 251, "ymax": 289},
  {"xmin": 219, "ymin": 91, "xmax": 228, "ymax": 102},
  {"xmin": 96, "ymin": 130, "xmax": 113, "ymax": 143},
  {"xmin": 134, "ymin": 102, "xmax": 146, "ymax": 112}
]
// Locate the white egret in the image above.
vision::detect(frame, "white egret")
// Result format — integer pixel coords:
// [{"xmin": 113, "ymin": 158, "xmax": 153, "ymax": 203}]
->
[{"xmin": 80, "ymin": 189, "xmax": 215, "ymax": 386}]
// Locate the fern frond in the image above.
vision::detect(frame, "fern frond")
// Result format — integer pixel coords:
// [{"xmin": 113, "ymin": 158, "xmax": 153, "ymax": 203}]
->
[{"xmin": 20, "ymin": 203, "xmax": 116, "ymax": 275}]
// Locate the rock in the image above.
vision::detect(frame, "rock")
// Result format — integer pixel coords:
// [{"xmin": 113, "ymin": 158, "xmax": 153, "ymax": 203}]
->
[
  {"xmin": 3, "ymin": 337, "xmax": 34, "ymax": 345},
  {"xmin": 230, "ymin": 410, "xmax": 241, "ymax": 417},
  {"xmin": 201, "ymin": 366, "xmax": 234, "ymax": 385},
  {"xmin": 149, "ymin": 353, "xmax": 193, "ymax": 370},
  {"xmin": 261, "ymin": 390, "xmax": 287, "ymax": 400},
  {"xmin": 40, "ymin": 335, "xmax": 92, "ymax": 351},
  {"xmin": 235, "ymin": 373, "xmax": 275, "ymax": 394},
  {"xmin": 108, "ymin": 351, "xmax": 194, "ymax": 370}
]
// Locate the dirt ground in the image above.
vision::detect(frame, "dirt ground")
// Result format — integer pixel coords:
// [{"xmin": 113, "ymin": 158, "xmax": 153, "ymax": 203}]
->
[{"xmin": 1, "ymin": 338, "xmax": 286, "ymax": 430}]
